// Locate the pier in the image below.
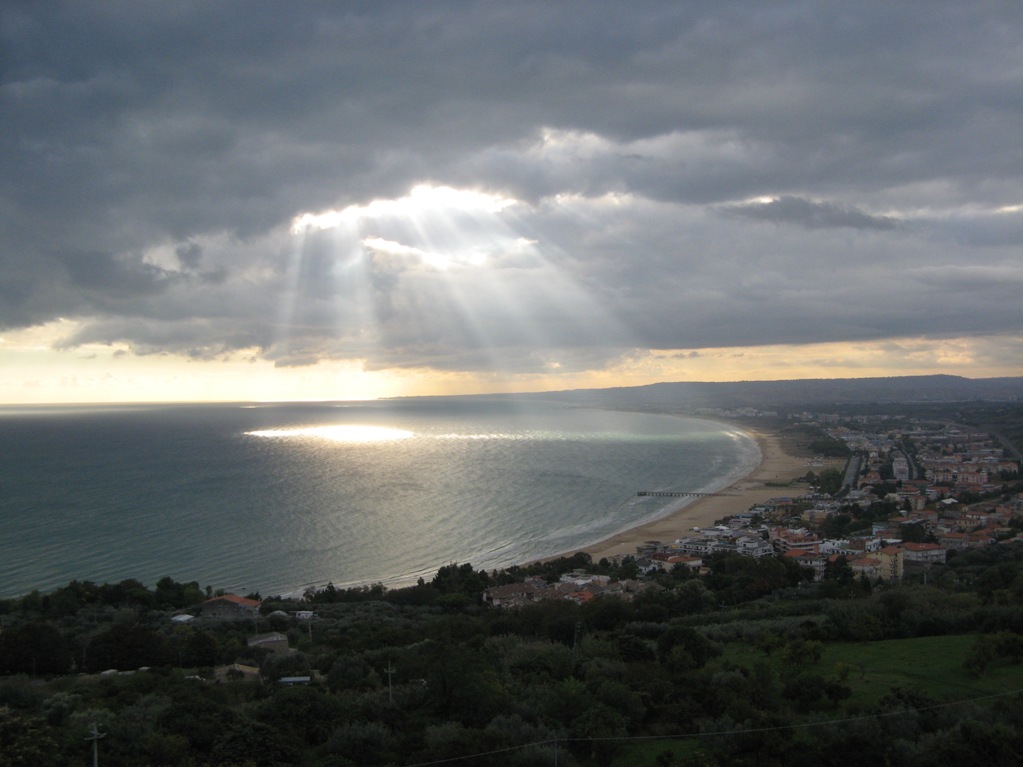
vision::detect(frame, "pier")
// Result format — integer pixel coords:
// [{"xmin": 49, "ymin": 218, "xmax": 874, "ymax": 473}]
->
[{"xmin": 636, "ymin": 490, "xmax": 733, "ymax": 498}]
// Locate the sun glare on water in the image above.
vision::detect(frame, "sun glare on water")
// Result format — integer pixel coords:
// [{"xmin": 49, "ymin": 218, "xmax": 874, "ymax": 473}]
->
[{"xmin": 246, "ymin": 425, "xmax": 414, "ymax": 442}]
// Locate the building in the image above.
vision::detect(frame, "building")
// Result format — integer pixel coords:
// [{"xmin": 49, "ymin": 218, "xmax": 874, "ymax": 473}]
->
[
  {"xmin": 850, "ymin": 556, "xmax": 880, "ymax": 579},
  {"xmin": 247, "ymin": 632, "xmax": 290, "ymax": 656},
  {"xmin": 214, "ymin": 663, "xmax": 261, "ymax": 683},
  {"xmin": 664, "ymin": 554, "xmax": 704, "ymax": 571},
  {"xmin": 784, "ymin": 550, "xmax": 827, "ymax": 580},
  {"xmin": 201, "ymin": 594, "xmax": 260, "ymax": 620},
  {"xmin": 939, "ymin": 531, "xmax": 994, "ymax": 550},
  {"xmin": 899, "ymin": 542, "xmax": 947, "ymax": 564},
  {"xmin": 736, "ymin": 536, "xmax": 775, "ymax": 558},
  {"xmin": 876, "ymin": 546, "xmax": 904, "ymax": 580},
  {"xmin": 770, "ymin": 528, "xmax": 822, "ymax": 555},
  {"xmin": 483, "ymin": 581, "xmax": 541, "ymax": 609}
]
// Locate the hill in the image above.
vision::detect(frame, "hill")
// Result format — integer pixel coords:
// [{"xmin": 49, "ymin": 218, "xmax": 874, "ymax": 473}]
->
[{"xmin": 536, "ymin": 374, "xmax": 1023, "ymax": 411}]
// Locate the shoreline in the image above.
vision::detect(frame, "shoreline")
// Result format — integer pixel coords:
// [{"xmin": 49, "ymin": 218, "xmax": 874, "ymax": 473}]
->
[{"xmin": 577, "ymin": 424, "xmax": 816, "ymax": 563}]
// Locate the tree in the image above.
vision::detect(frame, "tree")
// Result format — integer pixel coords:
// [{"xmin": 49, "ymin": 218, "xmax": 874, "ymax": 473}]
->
[
  {"xmin": 483, "ymin": 714, "xmax": 561, "ymax": 767},
  {"xmin": 782, "ymin": 673, "xmax": 826, "ymax": 712},
  {"xmin": 816, "ymin": 468, "xmax": 844, "ymax": 495},
  {"xmin": 326, "ymin": 654, "xmax": 374, "ymax": 692},
  {"xmin": 819, "ymin": 555, "xmax": 862, "ymax": 598},
  {"xmin": 154, "ymin": 576, "xmax": 204, "ymax": 609},
  {"xmin": 0, "ymin": 621, "xmax": 71, "ymax": 674},
  {"xmin": 156, "ymin": 684, "xmax": 242, "ymax": 757},
  {"xmin": 431, "ymin": 562, "xmax": 491, "ymax": 601},
  {"xmin": 84, "ymin": 622, "xmax": 168, "ymax": 672},
  {"xmin": 808, "ymin": 435, "xmax": 852, "ymax": 458},
  {"xmin": 255, "ymin": 686, "xmax": 343, "ymax": 746},
  {"xmin": 592, "ymin": 680, "xmax": 646, "ymax": 728},
  {"xmin": 964, "ymin": 631, "xmax": 1023, "ymax": 676},
  {"xmin": 417, "ymin": 721, "xmax": 486, "ymax": 765},
  {"xmin": 0, "ymin": 711, "xmax": 60, "ymax": 767},
  {"xmin": 211, "ymin": 719, "xmax": 302, "ymax": 767},
  {"xmin": 657, "ymin": 625, "xmax": 722, "ymax": 669},
  {"xmin": 175, "ymin": 627, "xmax": 219, "ymax": 668},
  {"xmin": 705, "ymin": 552, "xmax": 803, "ymax": 604},
  {"xmin": 325, "ymin": 721, "xmax": 397, "ymax": 766},
  {"xmin": 670, "ymin": 579, "xmax": 717, "ymax": 613},
  {"xmin": 570, "ymin": 703, "xmax": 628, "ymax": 767},
  {"xmin": 511, "ymin": 600, "xmax": 579, "ymax": 645},
  {"xmin": 41, "ymin": 692, "xmax": 81, "ymax": 726},
  {"xmin": 505, "ymin": 640, "xmax": 574, "ymax": 682},
  {"xmin": 616, "ymin": 633, "xmax": 656, "ymax": 663},
  {"xmin": 0, "ymin": 621, "xmax": 72, "ymax": 675}
]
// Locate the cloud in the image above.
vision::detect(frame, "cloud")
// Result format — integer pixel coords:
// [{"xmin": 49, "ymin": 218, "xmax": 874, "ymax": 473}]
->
[
  {"xmin": 722, "ymin": 196, "xmax": 898, "ymax": 230},
  {"xmin": 175, "ymin": 242, "xmax": 203, "ymax": 270},
  {"xmin": 1, "ymin": 2, "xmax": 1021, "ymax": 381}
]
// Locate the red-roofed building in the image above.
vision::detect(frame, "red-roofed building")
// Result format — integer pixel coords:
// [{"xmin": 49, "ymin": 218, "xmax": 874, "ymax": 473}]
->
[
  {"xmin": 566, "ymin": 590, "xmax": 595, "ymax": 605},
  {"xmin": 769, "ymin": 528, "xmax": 821, "ymax": 555},
  {"xmin": 202, "ymin": 594, "xmax": 261, "ymax": 619},
  {"xmin": 876, "ymin": 546, "xmax": 904, "ymax": 580},
  {"xmin": 939, "ymin": 531, "xmax": 995, "ymax": 550},
  {"xmin": 665, "ymin": 555, "xmax": 704, "ymax": 571},
  {"xmin": 850, "ymin": 557, "xmax": 880, "ymax": 579},
  {"xmin": 483, "ymin": 582, "xmax": 542, "ymax": 608}
]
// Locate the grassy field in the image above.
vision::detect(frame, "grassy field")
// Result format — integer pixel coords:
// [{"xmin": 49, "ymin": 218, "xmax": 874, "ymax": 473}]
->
[
  {"xmin": 826, "ymin": 634, "xmax": 1023, "ymax": 705},
  {"xmin": 720, "ymin": 633, "xmax": 1023, "ymax": 707},
  {"xmin": 613, "ymin": 634, "xmax": 1023, "ymax": 766}
]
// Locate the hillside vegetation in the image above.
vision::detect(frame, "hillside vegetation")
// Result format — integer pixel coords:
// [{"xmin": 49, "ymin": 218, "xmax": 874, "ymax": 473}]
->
[{"xmin": 4, "ymin": 544, "xmax": 1023, "ymax": 766}]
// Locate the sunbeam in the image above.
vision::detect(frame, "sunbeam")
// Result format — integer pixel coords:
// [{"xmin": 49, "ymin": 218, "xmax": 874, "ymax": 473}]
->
[{"xmin": 286, "ymin": 184, "xmax": 637, "ymax": 385}]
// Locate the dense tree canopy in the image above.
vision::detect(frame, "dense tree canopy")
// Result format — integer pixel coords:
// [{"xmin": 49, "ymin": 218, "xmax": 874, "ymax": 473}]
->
[{"xmin": 2, "ymin": 548, "xmax": 1023, "ymax": 765}]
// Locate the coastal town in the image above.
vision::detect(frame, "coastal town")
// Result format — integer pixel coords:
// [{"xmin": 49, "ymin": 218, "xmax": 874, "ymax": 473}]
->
[
  {"xmin": 179, "ymin": 406, "xmax": 1023, "ymax": 629},
  {"xmin": 481, "ymin": 408, "xmax": 1023, "ymax": 608}
]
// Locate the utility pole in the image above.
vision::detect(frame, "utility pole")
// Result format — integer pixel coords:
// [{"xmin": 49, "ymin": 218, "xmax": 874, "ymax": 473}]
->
[
  {"xmin": 85, "ymin": 722, "xmax": 105, "ymax": 767},
  {"xmin": 384, "ymin": 663, "xmax": 396, "ymax": 704},
  {"xmin": 571, "ymin": 621, "xmax": 582, "ymax": 666}
]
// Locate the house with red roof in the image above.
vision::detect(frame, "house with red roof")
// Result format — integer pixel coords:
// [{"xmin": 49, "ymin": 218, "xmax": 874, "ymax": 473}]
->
[
  {"xmin": 202, "ymin": 594, "xmax": 261, "ymax": 619},
  {"xmin": 849, "ymin": 556, "xmax": 880, "ymax": 579},
  {"xmin": 876, "ymin": 546, "xmax": 904, "ymax": 580},
  {"xmin": 483, "ymin": 581, "xmax": 542, "ymax": 609}
]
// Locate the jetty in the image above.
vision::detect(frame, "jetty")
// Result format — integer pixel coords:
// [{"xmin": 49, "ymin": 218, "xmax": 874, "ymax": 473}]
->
[{"xmin": 636, "ymin": 490, "xmax": 734, "ymax": 498}]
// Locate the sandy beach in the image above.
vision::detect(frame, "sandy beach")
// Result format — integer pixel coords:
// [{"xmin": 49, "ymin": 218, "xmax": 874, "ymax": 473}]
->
[{"xmin": 581, "ymin": 425, "xmax": 816, "ymax": 563}]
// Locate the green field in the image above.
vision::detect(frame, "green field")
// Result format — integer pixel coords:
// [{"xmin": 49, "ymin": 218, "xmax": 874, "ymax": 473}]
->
[
  {"xmin": 721, "ymin": 633, "xmax": 1023, "ymax": 707},
  {"xmin": 612, "ymin": 634, "xmax": 1023, "ymax": 766}
]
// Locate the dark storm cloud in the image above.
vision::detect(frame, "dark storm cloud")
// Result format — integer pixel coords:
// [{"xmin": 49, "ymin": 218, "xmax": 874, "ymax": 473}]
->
[{"xmin": 1, "ymin": 1, "xmax": 1021, "ymax": 373}]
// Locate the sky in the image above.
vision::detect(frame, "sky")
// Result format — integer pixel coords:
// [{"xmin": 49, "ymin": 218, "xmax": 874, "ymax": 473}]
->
[{"xmin": 2, "ymin": 2, "xmax": 1022, "ymax": 404}]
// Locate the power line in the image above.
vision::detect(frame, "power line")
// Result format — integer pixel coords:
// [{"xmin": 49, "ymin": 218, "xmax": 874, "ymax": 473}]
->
[{"xmin": 398, "ymin": 687, "xmax": 1023, "ymax": 767}]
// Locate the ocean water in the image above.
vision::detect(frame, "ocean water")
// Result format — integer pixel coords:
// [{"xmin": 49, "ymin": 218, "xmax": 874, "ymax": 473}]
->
[{"xmin": 0, "ymin": 397, "xmax": 759, "ymax": 599}]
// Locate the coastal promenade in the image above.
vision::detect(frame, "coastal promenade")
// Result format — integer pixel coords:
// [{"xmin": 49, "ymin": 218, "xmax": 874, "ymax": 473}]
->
[{"xmin": 581, "ymin": 427, "xmax": 813, "ymax": 563}]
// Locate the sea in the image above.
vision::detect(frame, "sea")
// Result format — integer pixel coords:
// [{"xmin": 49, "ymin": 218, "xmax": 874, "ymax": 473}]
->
[{"xmin": 0, "ymin": 396, "xmax": 759, "ymax": 600}]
